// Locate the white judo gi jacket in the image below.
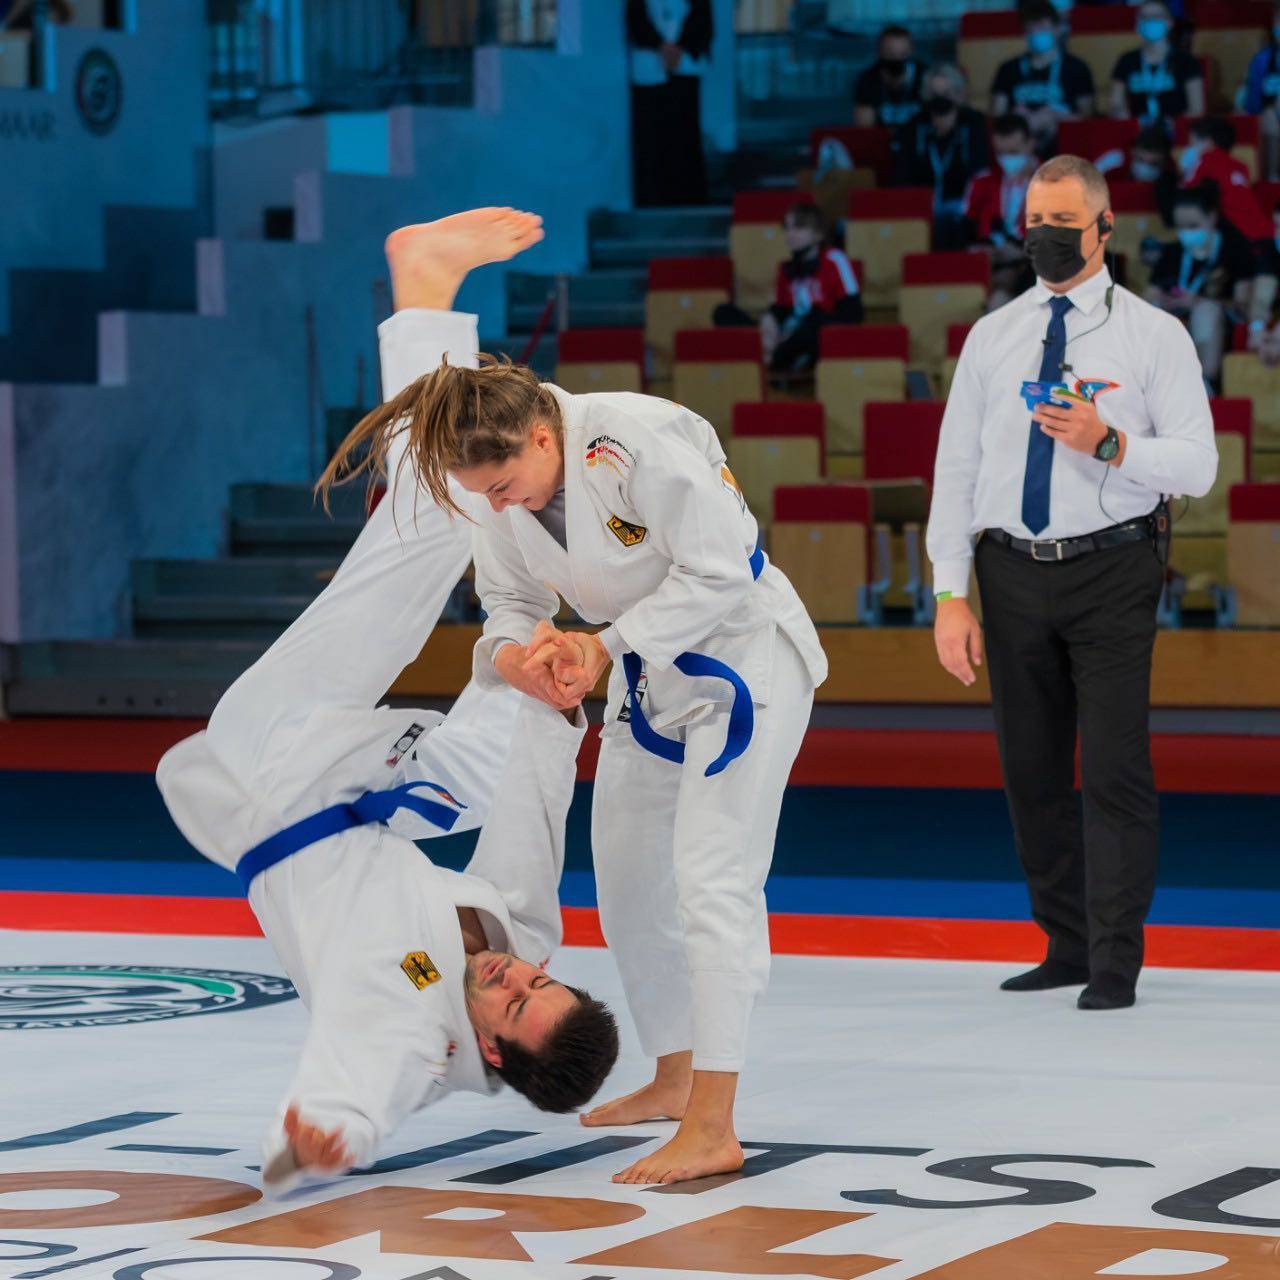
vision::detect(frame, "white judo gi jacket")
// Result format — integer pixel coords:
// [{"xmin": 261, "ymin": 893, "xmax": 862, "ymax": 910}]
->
[
  {"xmin": 470, "ymin": 387, "xmax": 828, "ymax": 731},
  {"xmin": 157, "ymin": 694, "xmax": 585, "ymax": 1191}
]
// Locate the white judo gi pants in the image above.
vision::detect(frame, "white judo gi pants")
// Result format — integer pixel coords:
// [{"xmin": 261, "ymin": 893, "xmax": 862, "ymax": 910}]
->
[{"xmin": 593, "ymin": 633, "xmax": 813, "ymax": 1074}]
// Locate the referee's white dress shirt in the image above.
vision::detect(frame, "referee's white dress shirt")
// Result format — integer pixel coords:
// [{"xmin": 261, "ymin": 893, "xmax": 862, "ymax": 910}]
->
[{"xmin": 926, "ymin": 266, "xmax": 1219, "ymax": 598}]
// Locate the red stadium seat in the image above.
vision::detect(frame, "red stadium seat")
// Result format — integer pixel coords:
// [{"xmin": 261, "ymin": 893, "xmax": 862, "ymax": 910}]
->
[
  {"xmin": 847, "ymin": 188, "xmax": 934, "ymax": 309},
  {"xmin": 556, "ymin": 327, "xmax": 646, "ymax": 395},
  {"xmin": 672, "ymin": 328, "xmax": 763, "ymax": 440},
  {"xmin": 816, "ymin": 325, "xmax": 910, "ymax": 456},
  {"xmin": 863, "ymin": 401, "xmax": 946, "ymax": 487},
  {"xmin": 808, "ymin": 126, "xmax": 894, "ymax": 186},
  {"xmin": 732, "ymin": 401, "xmax": 827, "ymax": 471},
  {"xmin": 1228, "ymin": 482, "xmax": 1280, "ymax": 623},
  {"xmin": 899, "ymin": 252, "xmax": 990, "ymax": 370},
  {"xmin": 645, "ymin": 256, "xmax": 734, "ymax": 378},
  {"xmin": 948, "ymin": 323, "xmax": 974, "ymax": 357},
  {"xmin": 1057, "ymin": 118, "xmax": 1142, "ymax": 166}
]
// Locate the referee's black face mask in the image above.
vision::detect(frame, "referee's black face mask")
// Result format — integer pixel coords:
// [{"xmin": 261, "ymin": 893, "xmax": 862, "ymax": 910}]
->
[{"xmin": 1024, "ymin": 215, "xmax": 1105, "ymax": 284}]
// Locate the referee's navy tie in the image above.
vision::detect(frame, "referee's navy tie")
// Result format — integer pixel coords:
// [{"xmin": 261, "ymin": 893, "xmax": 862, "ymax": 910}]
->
[{"xmin": 1022, "ymin": 294, "xmax": 1074, "ymax": 535}]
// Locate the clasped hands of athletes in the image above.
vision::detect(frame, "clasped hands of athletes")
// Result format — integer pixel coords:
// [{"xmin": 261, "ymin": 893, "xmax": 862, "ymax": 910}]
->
[{"xmin": 496, "ymin": 619, "xmax": 608, "ymax": 710}]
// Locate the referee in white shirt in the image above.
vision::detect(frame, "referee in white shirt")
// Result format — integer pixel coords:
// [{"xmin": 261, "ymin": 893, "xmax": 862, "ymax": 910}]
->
[{"xmin": 927, "ymin": 155, "xmax": 1218, "ymax": 1011}]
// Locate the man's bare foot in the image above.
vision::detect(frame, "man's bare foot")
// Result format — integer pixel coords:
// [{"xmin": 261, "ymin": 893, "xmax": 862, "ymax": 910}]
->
[
  {"xmin": 386, "ymin": 207, "xmax": 544, "ymax": 312},
  {"xmin": 580, "ymin": 1075, "xmax": 691, "ymax": 1127},
  {"xmin": 612, "ymin": 1119, "xmax": 744, "ymax": 1185}
]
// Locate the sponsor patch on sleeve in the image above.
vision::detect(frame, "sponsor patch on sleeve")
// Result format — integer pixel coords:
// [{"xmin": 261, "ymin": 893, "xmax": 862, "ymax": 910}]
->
[
  {"xmin": 586, "ymin": 434, "xmax": 635, "ymax": 476},
  {"xmin": 607, "ymin": 514, "xmax": 647, "ymax": 546},
  {"xmin": 401, "ymin": 951, "xmax": 442, "ymax": 990},
  {"xmin": 721, "ymin": 464, "xmax": 747, "ymax": 513}
]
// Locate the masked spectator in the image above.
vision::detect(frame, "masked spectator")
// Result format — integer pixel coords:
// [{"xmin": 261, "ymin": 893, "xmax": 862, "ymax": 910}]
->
[
  {"xmin": 991, "ymin": 0, "xmax": 1094, "ymax": 152},
  {"xmin": 965, "ymin": 113, "xmax": 1037, "ymax": 309},
  {"xmin": 1243, "ymin": 1, "xmax": 1280, "ymax": 181},
  {"xmin": 1109, "ymin": 1, "xmax": 1204, "ymax": 123},
  {"xmin": 1095, "ymin": 124, "xmax": 1179, "ymax": 225},
  {"xmin": 1181, "ymin": 116, "xmax": 1272, "ymax": 243},
  {"xmin": 853, "ymin": 25, "xmax": 927, "ymax": 129},
  {"xmin": 1146, "ymin": 184, "xmax": 1258, "ymax": 386},
  {"xmin": 893, "ymin": 63, "xmax": 992, "ymax": 249},
  {"xmin": 714, "ymin": 203, "xmax": 862, "ymax": 374}
]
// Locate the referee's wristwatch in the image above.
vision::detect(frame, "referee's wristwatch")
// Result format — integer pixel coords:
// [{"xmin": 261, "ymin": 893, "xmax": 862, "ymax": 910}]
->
[{"xmin": 1093, "ymin": 426, "xmax": 1120, "ymax": 462}]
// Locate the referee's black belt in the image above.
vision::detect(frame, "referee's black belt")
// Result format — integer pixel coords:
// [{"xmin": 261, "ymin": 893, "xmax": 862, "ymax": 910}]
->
[{"xmin": 982, "ymin": 513, "xmax": 1156, "ymax": 563}]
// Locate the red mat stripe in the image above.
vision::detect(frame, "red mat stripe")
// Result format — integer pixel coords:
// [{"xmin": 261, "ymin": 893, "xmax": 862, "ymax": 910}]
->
[
  {"xmin": 2, "ymin": 720, "xmax": 1278, "ymax": 794},
  {"xmin": 3, "ymin": 892, "xmax": 1277, "ymax": 970}
]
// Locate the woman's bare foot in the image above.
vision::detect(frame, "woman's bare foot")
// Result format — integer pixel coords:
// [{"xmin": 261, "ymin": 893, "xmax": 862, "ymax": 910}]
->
[
  {"xmin": 580, "ymin": 1051, "xmax": 692, "ymax": 1127},
  {"xmin": 386, "ymin": 207, "xmax": 544, "ymax": 312},
  {"xmin": 612, "ymin": 1118, "xmax": 744, "ymax": 1185}
]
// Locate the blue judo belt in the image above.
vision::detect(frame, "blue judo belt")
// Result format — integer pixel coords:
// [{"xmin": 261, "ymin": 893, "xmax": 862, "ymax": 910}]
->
[
  {"xmin": 620, "ymin": 543, "xmax": 765, "ymax": 779},
  {"xmin": 235, "ymin": 781, "xmax": 463, "ymax": 892}
]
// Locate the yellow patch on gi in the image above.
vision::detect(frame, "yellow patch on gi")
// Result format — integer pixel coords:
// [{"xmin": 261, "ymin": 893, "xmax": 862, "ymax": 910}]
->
[
  {"xmin": 401, "ymin": 951, "xmax": 441, "ymax": 990},
  {"xmin": 720, "ymin": 465, "xmax": 743, "ymax": 499},
  {"xmin": 607, "ymin": 515, "xmax": 648, "ymax": 546}
]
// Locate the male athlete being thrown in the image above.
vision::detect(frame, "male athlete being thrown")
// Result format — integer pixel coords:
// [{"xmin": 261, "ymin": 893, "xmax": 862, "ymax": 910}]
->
[{"xmin": 158, "ymin": 208, "xmax": 618, "ymax": 1192}]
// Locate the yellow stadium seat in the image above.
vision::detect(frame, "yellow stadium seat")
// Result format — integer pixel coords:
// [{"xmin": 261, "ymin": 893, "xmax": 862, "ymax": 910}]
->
[
  {"xmin": 847, "ymin": 189, "xmax": 934, "ymax": 311},
  {"xmin": 729, "ymin": 191, "xmax": 800, "ymax": 316},
  {"xmin": 826, "ymin": 454, "xmax": 866, "ymax": 479},
  {"xmin": 556, "ymin": 328, "xmax": 645, "ymax": 396},
  {"xmin": 1170, "ymin": 534, "xmax": 1228, "ymax": 611},
  {"xmin": 1222, "ymin": 353, "xmax": 1280, "ymax": 450},
  {"xmin": 1227, "ymin": 484, "xmax": 1280, "ymax": 625},
  {"xmin": 645, "ymin": 257, "xmax": 733, "ymax": 381},
  {"xmin": 672, "ymin": 330, "xmax": 763, "ymax": 442},
  {"xmin": 729, "ymin": 402, "xmax": 826, "ymax": 527},
  {"xmin": 1254, "ymin": 448, "xmax": 1280, "ymax": 480},
  {"xmin": 815, "ymin": 325, "xmax": 909, "ymax": 455},
  {"xmin": 956, "ymin": 11, "xmax": 1025, "ymax": 106},
  {"xmin": 1178, "ymin": 401, "xmax": 1250, "ymax": 535},
  {"xmin": 770, "ymin": 485, "xmax": 870, "ymax": 624},
  {"xmin": 1192, "ymin": 24, "xmax": 1268, "ymax": 115},
  {"xmin": 898, "ymin": 253, "xmax": 990, "ymax": 373}
]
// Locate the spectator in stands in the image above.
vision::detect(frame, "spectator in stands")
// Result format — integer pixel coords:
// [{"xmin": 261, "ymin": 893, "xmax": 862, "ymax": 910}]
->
[
  {"xmin": 1181, "ymin": 117, "xmax": 1272, "ymax": 244},
  {"xmin": 714, "ymin": 203, "xmax": 861, "ymax": 374},
  {"xmin": 990, "ymin": 0, "xmax": 1094, "ymax": 154},
  {"xmin": 1109, "ymin": 1, "xmax": 1204, "ymax": 124},
  {"xmin": 965, "ymin": 114, "xmax": 1037, "ymax": 310},
  {"xmin": 1146, "ymin": 184, "xmax": 1260, "ymax": 386},
  {"xmin": 893, "ymin": 64, "xmax": 992, "ymax": 250},
  {"xmin": 1096, "ymin": 125, "xmax": 1179, "ymax": 226},
  {"xmin": 1243, "ymin": 2, "xmax": 1280, "ymax": 181},
  {"xmin": 1244, "ymin": 201, "xmax": 1280, "ymax": 355},
  {"xmin": 853, "ymin": 25, "xmax": 927, "ymax": 129},
  {"xmin": 627, "ymin": 0, "xmax": 712, "ymax": 208}
]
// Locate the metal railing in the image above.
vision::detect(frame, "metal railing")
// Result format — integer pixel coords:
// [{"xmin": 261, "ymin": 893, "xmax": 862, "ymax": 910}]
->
[{"xmin": 208, "ymin": 0, "xmax": 557, "ymax": 120}]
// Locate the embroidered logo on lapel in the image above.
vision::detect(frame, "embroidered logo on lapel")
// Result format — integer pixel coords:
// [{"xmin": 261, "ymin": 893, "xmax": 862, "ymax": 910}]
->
[
  {"xmin": 401, "ymin": 951, "xmax": 441, "ymax": 990},
  {"xmin": 587, "ymin": 435, "xmax": 635, "ymax": 476},
  {"xmin": 721, "ymin": 465, "xmax": 747, "ymax": 513},
  {"xmin": 607, "ymin": 515, "xmax": 647, "ymax": 546}
]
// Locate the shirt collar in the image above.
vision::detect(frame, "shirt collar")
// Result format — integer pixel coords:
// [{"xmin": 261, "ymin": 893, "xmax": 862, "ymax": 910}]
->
[{"xmin": 1032, "ymin": 264, "xmax": 1112, "ymax": 317}]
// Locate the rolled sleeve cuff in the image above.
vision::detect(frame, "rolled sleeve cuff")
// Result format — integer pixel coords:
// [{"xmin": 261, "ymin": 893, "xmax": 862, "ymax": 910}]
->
[
  {"xmin": 931, "ymin": 558, "xmax": 973, "ymax": 599},
  {"xmin": 596, "ymin": 624, "xmax": 627, "ymax": 661}
]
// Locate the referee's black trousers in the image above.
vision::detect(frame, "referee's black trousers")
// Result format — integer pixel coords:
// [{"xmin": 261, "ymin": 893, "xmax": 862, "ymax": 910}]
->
[{"xmin": 975, "ymin": 534, "xmax": 1165, "ymax": 985}]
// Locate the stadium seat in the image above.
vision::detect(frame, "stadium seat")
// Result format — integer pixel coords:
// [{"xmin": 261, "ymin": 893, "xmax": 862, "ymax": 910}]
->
[
  {"xmin": 728, "ymin": 401, "xmax": 825, "ymax": 526},
  {"xmin": 645, "ymin": 256, "xmax": 733, "ymax": 380},
  {"xmin": 808, "ymin": 126, "xmax": 896, "ymax": 187},
  {"xmin": 555, "ymin": 328, "xmax": 645, "ymax": 395},
  {"xmin": 1188, "ymin": 0, "xmax": 1270, "ymax": 114},
  {"xmin": 847, "ymin": 188, "xmax": 934, "ymax": 310},
  {"xmin": 730, "ymin": 191, "xmax": 810, "ymax": 316},
  {"xmin": 1254, "ymin": 180, "xmax": 1280, "ymax": 215},
  {"xmin": 956, "ymin": 11, "xmax": 1025, "ymax": 107},
  {"xmin": 898, "ymin": 252, "xmax": 990, "ymax": 372},
  {"xmin": 672, "ymin": 329, "xmax": 763, "ymax": 441},
  {"xmin": 1108, "ymin": 180, "xmax": 1163, "ymax": 295},
  {"xmin": 815, "ymin": 324, "xmax": 909, "ymax": 457},
  {"xmin": 1177, "ymin": 398, "xmax": 1251, "ymax": 535},
  {"xmin": 1069, "ymin": 6, "xmax": 1140, "ymax": 101},
  {"xmin": 0, "ymin": 32, "xmax": 30, "ymax": 87},
  {"xmin": 861, "ymin": 400, "xmax": 945, "ymax": 527},
  {"xmin": 1226, "ymin": 482, "xmax": 1280, "ymax": 624},
  {"xmin": 1222, "ymin": 352, "xmax": 1280, "ymax": 452},
  {"xmin": 770, "ymin": 484, "xmax": 870, "ymax": 624},
  {"xmin": 939, "ymin": 322, "xmax": 973, "ymax": 398},
  {"xmin": 1057, "ymin": 118, "xmax": 1142, "ymax": 170},
  {"xmin": 1173, "ymin": 114, "xmax": 1261, "ymax": 181}
]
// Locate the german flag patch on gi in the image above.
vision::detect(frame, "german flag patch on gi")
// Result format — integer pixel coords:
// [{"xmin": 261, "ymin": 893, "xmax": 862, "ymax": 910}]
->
[
  {"xmin": 607, "ymin": 515, "xmax": 647, "ymax": 546},
  {"xmin": 401, "ymin": 951, "xmax": 441, "ymax": 990}
]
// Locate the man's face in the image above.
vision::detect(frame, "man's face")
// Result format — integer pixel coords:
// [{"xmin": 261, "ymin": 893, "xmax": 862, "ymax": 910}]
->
[
  {"xmin": 1025, "ymin": 18, "xmax": 1060, "ymax": 56},
  {"xmin": 994, "ymin": 129, "xmax": 1033, "ymax": 161},
  {"xmin": 783, "ymin": 213, "xmax": 823, "ymax": 254},
  {"xmin": 465, "ymin": 950, "xmax": 578, "ymax": 1067},
  {"xmin": 1174, "ymin": 204, "xmax": 1215, "ymax": 255},
  {"xmin": 880, "ymin": 34, "xmax": 912, "ymax": 75},
  {"xmin": 1025, "ymin": 176, "xmax": 1107, "ymax": 258}
]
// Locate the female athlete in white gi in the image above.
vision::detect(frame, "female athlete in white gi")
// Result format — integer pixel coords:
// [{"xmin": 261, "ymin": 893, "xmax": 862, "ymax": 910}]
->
[
  {"xmin": 159, "ymin": 210, "xmax": 618, "ymax": 1191},
  {"xmin": 328, "ymin": 287, "xmax": 828, "ymax": 1184}
]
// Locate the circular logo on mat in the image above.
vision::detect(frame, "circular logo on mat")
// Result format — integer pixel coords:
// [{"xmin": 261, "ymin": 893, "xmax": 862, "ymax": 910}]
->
[
  {"xmin": 75, "ymin": 48, "xmax": 122, "ymax": 136},
  {"xmin": 0, "ymin": 965, "xmax": 296, "ymax": 1030}
]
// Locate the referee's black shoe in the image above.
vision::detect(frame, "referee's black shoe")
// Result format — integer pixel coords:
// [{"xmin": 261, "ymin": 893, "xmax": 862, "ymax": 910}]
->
[
  {"xmin": 1000, "ymin": 960, "xmax": 1090, "ymax": 992},
  {"xmin": 1078, "ymin": 974, "xmax": 1136, "ymax": 1010}
]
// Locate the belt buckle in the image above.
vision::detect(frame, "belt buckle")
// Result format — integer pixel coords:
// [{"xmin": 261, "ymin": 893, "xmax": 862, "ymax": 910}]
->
[{"xmin": 1030, "ymin": 538, "xmax": 1064, "ymax": 562}]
